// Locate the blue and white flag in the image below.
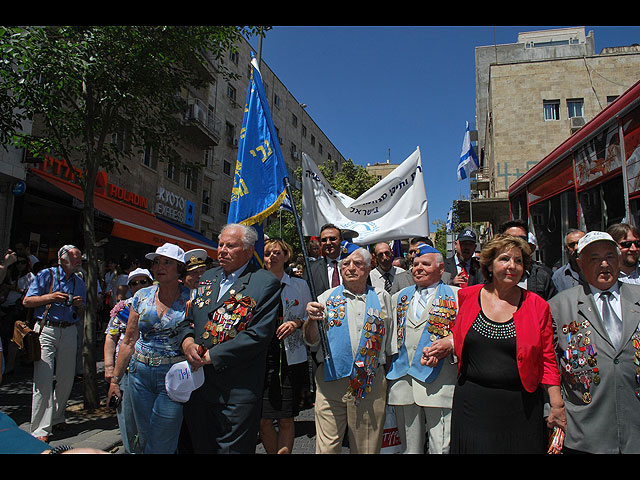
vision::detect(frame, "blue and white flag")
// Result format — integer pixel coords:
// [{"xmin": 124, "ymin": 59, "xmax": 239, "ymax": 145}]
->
[
  {"xmin": 228, "ymin": 54, "xmax": 289, "ymax": 265},
  {"xmin": 446, "ymin": 208, "xmax": 453, "ymax": 233},
  {"xmin": 457, "ymin": 121, "xmax": 479, "ymax": 181}
]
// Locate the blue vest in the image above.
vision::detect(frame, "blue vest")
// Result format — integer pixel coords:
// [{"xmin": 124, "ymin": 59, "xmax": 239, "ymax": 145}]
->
[
  {"xmin": 386, "ymin": 282, "xmax": 457, "ymax": 383},
  {"xmin": 323, "ymin": 285, "xmax": 385, "ymax": 401}
]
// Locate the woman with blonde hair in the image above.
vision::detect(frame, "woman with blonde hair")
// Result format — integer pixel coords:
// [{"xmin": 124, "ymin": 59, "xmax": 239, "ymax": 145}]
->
[{"xmin": 260, "ymin": 239, "xmax": 312, "ymax": 454}]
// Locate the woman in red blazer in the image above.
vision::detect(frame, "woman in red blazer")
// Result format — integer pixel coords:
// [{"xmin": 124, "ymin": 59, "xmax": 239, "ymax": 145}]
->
[{"xmin": 449, "ymin": 234, "xmax": 565, "ymax": 454}]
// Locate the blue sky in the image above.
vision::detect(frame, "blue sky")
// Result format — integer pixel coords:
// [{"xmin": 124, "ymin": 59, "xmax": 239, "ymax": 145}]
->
[{"xmin": 248, "ymin": 26, "xmax": 640, "ymax": 232}]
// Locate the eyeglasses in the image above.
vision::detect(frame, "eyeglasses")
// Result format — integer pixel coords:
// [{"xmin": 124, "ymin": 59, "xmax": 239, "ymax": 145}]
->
[
  {"xmin": 129, "ymin": 279, "xmax": 151, "ymax": 286},
  {"xmin": 619, "ymin": 240, "xmax": 640, "ymax": 248},
  {"xmin": 320, "ymin": 236, "xmax": 338, "ymax": 243}
]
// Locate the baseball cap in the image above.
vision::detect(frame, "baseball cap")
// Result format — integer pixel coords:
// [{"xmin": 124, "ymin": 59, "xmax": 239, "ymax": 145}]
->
[
  {"xmin": 184, "ymin": 249, "xmax": 207, "ymax": 272},
  {"xmin": 165, "ymin": 360, "xmax": 205, "ymax": 403},
  {"xmin": 577, "ymin": 231, "xmax": 620, "ymax": 256},
  {"xmin": 127, "ymin": 268, "xmax": 153, "ymax": 284},
  {"xmin": 457, "ymin": 228, "xmax": 477, "ymax": 243},
  {"xmin": 145, "ymin": 243, "xmax": 185, "ymax": 264}
]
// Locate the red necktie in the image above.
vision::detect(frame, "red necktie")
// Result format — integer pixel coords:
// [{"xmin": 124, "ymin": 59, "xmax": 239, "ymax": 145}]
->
[
  {"xmin": 331, "ymin": 260, "xmax": 340, "ymax": 287},
  {"xmin": 459, "ymin": 262, "xmax": 469, "ymax": 288}
]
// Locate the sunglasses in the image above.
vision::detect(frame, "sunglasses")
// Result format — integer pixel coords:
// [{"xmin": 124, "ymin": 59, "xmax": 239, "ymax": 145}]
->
[
  {"xmin": 619, "ymin": 240, "xmax": 640, "ymax": 248},
  {"xmin": 129, "ymin": 279, "xmax": 151, "ymax": 287},
  {"xmin": 320, "ymin": 236, "xmax": 338, "ymax": 243}
]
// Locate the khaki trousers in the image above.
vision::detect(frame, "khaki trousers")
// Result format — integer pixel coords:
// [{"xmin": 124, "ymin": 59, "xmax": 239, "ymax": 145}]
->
[
  {"xmin": 394, "ymin": 403, "xmax": 452, "ymax": 454},
  {"xmin": 314, "ymin": 363, "xmax": 387, "ymax": 454},
  {"xmin": 30, "ymin": 323, "xmax": 77, "ymax": 437}
]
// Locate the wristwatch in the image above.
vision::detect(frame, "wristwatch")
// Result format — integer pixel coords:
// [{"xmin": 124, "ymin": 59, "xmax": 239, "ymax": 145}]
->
[{"xmin": 112, "ymin": 375, "xmax": 123, "ymax": 385}]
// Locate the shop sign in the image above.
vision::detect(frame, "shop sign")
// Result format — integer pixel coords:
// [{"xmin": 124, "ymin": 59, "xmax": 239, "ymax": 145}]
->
[
  {"xmin": 155, "ymin": 185, "xmax": 195, "ymax": 227},
  {"xmin": 37, "ymin": 155, "xmax": 149, "ymax": 210}
]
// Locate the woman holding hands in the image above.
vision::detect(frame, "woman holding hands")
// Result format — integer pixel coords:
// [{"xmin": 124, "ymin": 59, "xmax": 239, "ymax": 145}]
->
[{"xmin": 446, "ymin": 233, "xmax": 565, "ymax": 453}]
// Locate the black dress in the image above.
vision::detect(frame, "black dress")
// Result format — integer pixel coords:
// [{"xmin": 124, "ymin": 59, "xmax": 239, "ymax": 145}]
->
[{"xmin": 450, "ymin": 303, "xmax": 546, "ymax": 454}]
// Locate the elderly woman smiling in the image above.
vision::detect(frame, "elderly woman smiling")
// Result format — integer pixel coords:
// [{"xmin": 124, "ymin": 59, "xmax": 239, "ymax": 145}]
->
[
  {"xmin": 107, "ymin": 243, "xmax": 191, "ymax": 454},
  {"xmin": 449, "ymin": 233, "xmax": 565, "ymax": 454}
]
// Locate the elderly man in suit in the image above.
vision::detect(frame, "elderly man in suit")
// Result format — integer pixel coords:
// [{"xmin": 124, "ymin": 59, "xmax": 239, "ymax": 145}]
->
[
  {"xmin": 387, "ymin": 243, "xmax": 459, "ymax": 454},
  {"xmin": 304, "ymin": 244, "xmax": 396, "ymax": 454},
  {"xmin": 549, "ymin": 231, "xmax": 640, "ymax": 454},
  {"xmin": 180, "ymin": 223, "xmax": 282, "ymax": 454},
  {"xmin": 303, "ymin": 224, "xmax": 343, "ymax": 298},
  {"xmin": 443, "ymin": 228, "xmax": 483, "ymax": 288}
]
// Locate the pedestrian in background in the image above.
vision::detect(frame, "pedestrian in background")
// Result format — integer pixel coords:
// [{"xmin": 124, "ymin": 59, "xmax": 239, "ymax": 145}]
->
[{"xmin": 104, "ymin": 267, "xmax": 153, "ymax": 454}]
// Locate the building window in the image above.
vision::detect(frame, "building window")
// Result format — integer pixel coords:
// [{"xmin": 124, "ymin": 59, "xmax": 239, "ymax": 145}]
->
[
  {"xmin": 203, "ymin": 148, "xmax": 213, "ymax": 169},
  {"xmin": 166, "ymin": 159, "xmax": 179, "ymax": 183},
  {"xmin": 292, "ymin": 113, "xmax": 298, "ymax": 127},
  {"xmin": 274, "ymin": 94, "xmax": 281, "ymax": 109},
  {"xmin": 223, "ymin": 159, "xmax": 232, "ymax": 176},
  {"xmin": 202, "ymin": 187, "xmax": 210, "ymax": 216},
  {"xmin": 302, "ymin": 124, "xmax": 307, "ymax": 138},
  {"xmin": 229, "ymin": 49, "xmax": 239, "ymax": 65},
  {"xmin": 184, "ymin": 166, "xmax": 195, "ymax": 191},
  {"xmin": 221, "ymin": 199, "xmax": 230, "ymax": 215},
  {"xmin": 227, "ymin": 84, "xmax": 236, "ymax": 103},
  {"xmin": 567, "ymin": 98, "xmax": 584, "ymax": 118},
  {"xmin": 141, "ymin": 145, "xmax": 156, "ymax": 169},
  {"xmin": 543, "ymin": 100, "xmax": 560, "ymax": 121}
]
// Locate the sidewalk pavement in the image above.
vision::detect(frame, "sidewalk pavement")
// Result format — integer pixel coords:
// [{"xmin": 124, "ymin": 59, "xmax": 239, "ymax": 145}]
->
[{"xmin": 0, "ymin": 349, "xmax": 327, "ymax": 454}]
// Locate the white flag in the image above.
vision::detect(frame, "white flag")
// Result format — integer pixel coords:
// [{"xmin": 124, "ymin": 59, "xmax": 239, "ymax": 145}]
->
[
  {"xmin": 457, "ymin": 121, "xmax": 479, "ymax": 181},
  {"xmin": 302, "ymin": 147, "xmax": 429, "ymax": 246}
]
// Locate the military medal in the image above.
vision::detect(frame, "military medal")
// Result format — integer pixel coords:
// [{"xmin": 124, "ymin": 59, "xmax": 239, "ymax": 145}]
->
[{"xmin": 560, "ymin": 320, "xmax": 598, "ymax": 403}]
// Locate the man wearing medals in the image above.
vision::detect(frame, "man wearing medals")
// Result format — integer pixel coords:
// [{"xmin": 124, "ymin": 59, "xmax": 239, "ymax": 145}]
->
[
  {"xmin": 386, "ymin": 243, "xmax": 459, "ymax": 454},
  {"xmin": 549, "ymin": 231, "xmax": 640, "ymax": 454},
  {"xmin": 304, "ymin": 243, "xmax": 396, "ymax": 454},
  {"xmin": 179, "ymin": 224, "xmax": 282, "ymax": 454}
]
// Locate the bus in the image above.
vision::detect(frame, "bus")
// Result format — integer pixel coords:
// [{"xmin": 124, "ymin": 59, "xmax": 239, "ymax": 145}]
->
[{"xmin": 508, "ymin": 78, "xmax": 640, "ymax": 269}]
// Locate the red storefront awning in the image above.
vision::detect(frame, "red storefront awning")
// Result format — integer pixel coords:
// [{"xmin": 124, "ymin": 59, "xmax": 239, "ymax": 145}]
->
[{"xmin": 30, "ymin": 168, "xmax": 217, "ymax": 259}]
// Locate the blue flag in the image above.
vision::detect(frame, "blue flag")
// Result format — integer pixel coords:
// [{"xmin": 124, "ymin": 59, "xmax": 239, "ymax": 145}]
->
[
  {"xmin": 457, "ymin": 121, "xmax": 479, "ymax": 181},
  {"xmin": 228, "ymin": 54, "xmax": 289, "ymax": 265}
]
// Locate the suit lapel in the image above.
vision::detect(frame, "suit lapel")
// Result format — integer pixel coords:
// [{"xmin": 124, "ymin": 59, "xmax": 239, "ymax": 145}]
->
[
  {"xmin": 619, "ymin": 281, "xmax": 640, "ymax": 346},
  {"xmin": 576, "ymin": 283, "xmax": 608, "ymax": 344},
  {"xmin": 212, "ymin": 264, "xmax": 254, "ymax": 308}
]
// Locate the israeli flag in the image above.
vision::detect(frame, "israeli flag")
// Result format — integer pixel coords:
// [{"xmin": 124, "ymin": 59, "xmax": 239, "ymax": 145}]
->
[
  {"xmin": 446, "ymin": 208, "xmax": 453, "ymax": 233},
  {"xmin": 457, "ymin": 121, "xmax": 479, "ymax": 181}
]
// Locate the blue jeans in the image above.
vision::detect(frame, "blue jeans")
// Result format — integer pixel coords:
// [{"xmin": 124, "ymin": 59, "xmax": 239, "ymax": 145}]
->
[
  {"xmin": 116, "ymin": 372, "xmax": 139, "ymax": 454},
  {"xmin": 128, "ymin": 358, "xmax": 183, "ymax": 454}
]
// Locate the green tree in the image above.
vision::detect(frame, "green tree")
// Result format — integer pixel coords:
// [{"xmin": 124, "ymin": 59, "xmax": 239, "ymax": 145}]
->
[
  {"xmin": 265, "ymin": 158, "xmax": 378, "ymax": 255},
  {"xmin": 0, "ymin": 25, "xmax": 266, "ymax": 409}
]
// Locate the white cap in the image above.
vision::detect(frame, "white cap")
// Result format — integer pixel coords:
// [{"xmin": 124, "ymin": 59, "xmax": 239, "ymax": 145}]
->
[
  {"xmin": 577, "ymin": 231, "xmax": 619, "ymax": 256},
  {"xmin": 164, "ymin": 360, "xmax": 205, "ymax": 403},
  {"xmin": 184, "ymin": 248, "xmax": 207, "ymax": 272},
  {"xmin": 127, "ymin": 268, "xmax": 153, "ymax": 284},
  {"xmin": 145, "ymin": 243, "xmax": 185, "ymax": 264}
]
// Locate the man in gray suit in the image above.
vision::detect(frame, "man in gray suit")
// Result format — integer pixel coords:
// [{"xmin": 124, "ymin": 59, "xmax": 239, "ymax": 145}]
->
[
  {"xmin": 549, "ymin": 231, "xmax": 640, "ymax": 454},
  {"xmin": 180, "ymin": 224, "xmax": 282, "ymax": 453}
]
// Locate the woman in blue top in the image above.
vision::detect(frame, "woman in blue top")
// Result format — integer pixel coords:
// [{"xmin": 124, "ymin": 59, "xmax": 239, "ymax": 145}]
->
[{"xmin": 108, "ymin": 243, "xmax": 191, "ymax": 454}]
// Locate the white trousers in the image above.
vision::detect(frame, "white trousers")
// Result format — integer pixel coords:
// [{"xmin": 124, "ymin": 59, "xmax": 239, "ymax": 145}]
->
[
  {"xmin": 30, "ymin": 323, "xmax": 77, "ymax": 437},
  {"xmin": 394, "ymin": 403, "xmax": 452, "ymax": 454}
]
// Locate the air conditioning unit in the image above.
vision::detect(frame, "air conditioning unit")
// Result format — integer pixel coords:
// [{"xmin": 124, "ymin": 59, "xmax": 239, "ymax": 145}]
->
[{"xmin": 570, "ymin": 116, "xmax": 586, "ymax": 133}]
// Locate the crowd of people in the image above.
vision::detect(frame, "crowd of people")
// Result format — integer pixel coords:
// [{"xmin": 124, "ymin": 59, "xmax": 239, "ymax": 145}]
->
[{"xmin": 1, "ymin": 218, "xmax": 639, "ymax": 454}]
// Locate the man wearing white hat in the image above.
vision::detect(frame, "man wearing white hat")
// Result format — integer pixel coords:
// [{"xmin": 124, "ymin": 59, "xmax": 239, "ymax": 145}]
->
[
  {"xmin": 549, "ymin": 231, "xmax": 640, "ymax": 453},
  {"xmin": 183, "ymin": 249, "xmax": 208, "ymax": 296},
  {"xmin": 23, "ymin": 245, "xmax": 86, "ymax": 443}
]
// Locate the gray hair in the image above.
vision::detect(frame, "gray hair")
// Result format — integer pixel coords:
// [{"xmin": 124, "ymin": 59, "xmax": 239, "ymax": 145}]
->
[
  {"xmin": 339, "ymin": 247, "xmax": 371, "ymax": 269},
  {"xmin": 220, "ymin": 223, "xmax": 258, "ymax": 249},
  {"xmin": 58, "ymin": 244, "xmax": 80, "ymax": 265}
]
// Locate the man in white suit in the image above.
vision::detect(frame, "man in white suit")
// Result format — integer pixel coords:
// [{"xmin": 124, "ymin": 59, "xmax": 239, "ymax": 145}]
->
[{"xmin": 386, "ymin": 243, "xmax": 459, "ymax": 454}]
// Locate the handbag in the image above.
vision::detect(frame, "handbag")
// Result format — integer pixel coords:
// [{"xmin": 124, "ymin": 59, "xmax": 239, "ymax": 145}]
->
[
  {"xmin": 12, "ymin": 268, "xmax": 55, "ymax": 362},
  {"xmin": 380, "ymin": 405, "xmax": 403, "ymax": 454}
]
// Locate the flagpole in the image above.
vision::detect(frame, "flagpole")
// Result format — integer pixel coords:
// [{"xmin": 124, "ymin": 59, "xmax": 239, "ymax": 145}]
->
[{"xmin": 283, "ymin": 175, "xmax": 331, "ymax": 362}]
